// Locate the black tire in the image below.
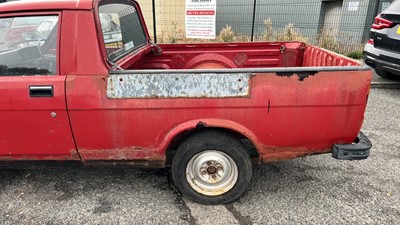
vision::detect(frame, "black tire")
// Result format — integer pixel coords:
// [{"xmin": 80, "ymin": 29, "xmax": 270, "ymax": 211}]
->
[
  {"xmin": 171, "ymin": 130, "xmax": 252, "ymax": 205},
  {"xmin": 375, "ymin": 69, "xmax": 399, "ymax": 80}
]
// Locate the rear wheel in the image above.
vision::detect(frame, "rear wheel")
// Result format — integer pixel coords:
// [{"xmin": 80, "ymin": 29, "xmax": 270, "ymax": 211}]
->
[{"xmin": 171, "ymin": 131, "xmax": 252, "ymax": 205}]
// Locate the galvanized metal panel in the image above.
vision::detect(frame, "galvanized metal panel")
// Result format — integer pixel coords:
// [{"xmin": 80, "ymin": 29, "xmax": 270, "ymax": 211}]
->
[{"xmin": 107, "ymin": 73, "xmax": 251, "ymax": 99}]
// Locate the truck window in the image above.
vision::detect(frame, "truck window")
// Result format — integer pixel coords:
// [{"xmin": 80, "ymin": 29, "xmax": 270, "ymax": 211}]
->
[
  {"xmin": 0, "ymin": 15, "xmax": 58, "ymax": 76},
  {"xmin": 99, "ymin": 2, "xmax": 147, "ymax": 62}
]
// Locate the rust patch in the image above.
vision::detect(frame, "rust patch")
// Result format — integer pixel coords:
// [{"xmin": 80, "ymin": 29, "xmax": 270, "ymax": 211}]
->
[
  {"xmin": 83, "ymin": 160, "xmax": 165, "ymax": 168},
  {"xmin": 0, "ymin": 154, "xmax": 79, "ymax": 161},
  {"xmin": 258, "ymin": 145, "xmax": 331, "ymax": 162},
  {"xmin": 79, "ymin": 148, "xmax": 165, "ymax": 163},
  {"xmin": 79, "ymin": 148, "xmax": 165, "ymax": 168},
  {"xmin": 69, "ymin": 149, "xmax": 81, "ymax": 160},
  {"xmin": 276, "ymin": 72, "xmax": 317, "ymax": 81},
  {"xmin": 196, "ymin": 121, "xmax": 207, "ymax": 128},
  {"xmin": 66, "ymin": 75, "xmax": 77, "ymax": 90},
  {"xmin": 91, "ymin": 76, "xmax": 107, "ymax": 90}
]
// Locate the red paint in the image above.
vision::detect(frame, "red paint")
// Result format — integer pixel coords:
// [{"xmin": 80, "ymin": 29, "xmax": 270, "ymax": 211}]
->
[
  {"xmin": 0, "ymin": 0, "xmax": 372, "ymax": 165},
  {"xmin": 186, "ymin": 10, "xmax": 215, "ymax": 16},
  {"xmin": 133, "ymin": 42, "xmax": 299, "ymax": 70},
  {"xmin": 0, "ymin": 75, "xmax": 77, "ymax": 160}
]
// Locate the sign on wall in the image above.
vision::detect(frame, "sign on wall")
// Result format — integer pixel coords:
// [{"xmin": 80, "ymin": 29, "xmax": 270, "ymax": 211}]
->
[{"xmin": 185, "ymin": 0, "xmax": 217, "ymax": 39}]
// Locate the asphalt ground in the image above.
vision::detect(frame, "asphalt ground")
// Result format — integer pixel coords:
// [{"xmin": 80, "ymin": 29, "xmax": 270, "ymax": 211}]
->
[{"xmin": 0, "ymin": 88, "xmax": 399, "ymax": 225}]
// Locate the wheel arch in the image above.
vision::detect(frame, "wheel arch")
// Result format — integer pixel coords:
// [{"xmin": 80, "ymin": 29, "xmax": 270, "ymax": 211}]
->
[
  {"xmin": 161, "ymin": 119, "xmax": 261, "ymax": 166},
  {"xmin": 183, "ymin": 53, "xmax": 238, "ymax": 69}
]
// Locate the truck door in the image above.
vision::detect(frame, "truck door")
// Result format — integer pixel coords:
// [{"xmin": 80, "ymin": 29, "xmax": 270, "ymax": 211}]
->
[{"xmin": 0, "ymin": 14, "xmax": 77, "ymax": 160}]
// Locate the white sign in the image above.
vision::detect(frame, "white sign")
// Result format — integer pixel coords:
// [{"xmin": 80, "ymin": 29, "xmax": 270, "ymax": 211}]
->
[
  {"xmin": 348, "ymin": 2, "xmax": 359, "ymax": 12},
  {"xmin": 185, "ymin": 0, "xmax": 217, "ymax": 39}
]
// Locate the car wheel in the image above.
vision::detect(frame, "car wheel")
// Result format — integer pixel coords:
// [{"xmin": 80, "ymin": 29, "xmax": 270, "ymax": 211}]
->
[
  {"xmin": 375, "ymin": 69, "xmax": 398, "ymax": 80},
  {"xmin": 171, "ymin": 130, "xmax": 252, "ymax": 205}
]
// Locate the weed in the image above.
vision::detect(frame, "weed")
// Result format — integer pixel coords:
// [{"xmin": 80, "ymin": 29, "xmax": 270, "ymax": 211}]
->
[
  {"xmin": 346, "ymin": 50, "xmax": 363, "ymax": 59},
  {"xmin": 276, "ymin": 23, "xmax": 307, "ymax": 42},
  {"xmin": 217, "ymin": 25, "xmax": 236, "ymax": 42},
  {"xmin": 157, "ymin": 18, "xmax": 361, "ymax": 55},
  {"xmin": 317, "ymin": 29, "xmax": 341, "ymax": 53},
  {"xmin": 159, "ymin": 22, "xmax": 184, "ymax": 44},
  {"xmin": 261, "ymin": 18, "xmax": 274, "ymax": 41}
]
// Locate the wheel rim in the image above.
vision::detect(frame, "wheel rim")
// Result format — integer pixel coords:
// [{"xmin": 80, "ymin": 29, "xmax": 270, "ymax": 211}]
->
[{"xmin": 186, "ymin": 150, "xmax": 238, "ymax": 196}]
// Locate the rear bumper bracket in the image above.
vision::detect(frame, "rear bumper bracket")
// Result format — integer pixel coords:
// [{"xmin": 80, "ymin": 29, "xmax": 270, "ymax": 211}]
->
[{"xmin": 332, "ymin": 132, "xmax": 372, "ymax": 160}]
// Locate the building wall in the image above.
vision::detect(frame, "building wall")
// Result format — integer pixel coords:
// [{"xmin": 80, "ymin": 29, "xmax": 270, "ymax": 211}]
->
[
  {"xmin": 216, "ymin": 0, "xmax": 254, "ymax": 36},
  {"xmin": 339, "ymin": 0, "xmax": 374, "ymax": 46},
  {"xmin": 254, "ymin": 0, "xmax": 323, "ymax": 41}
]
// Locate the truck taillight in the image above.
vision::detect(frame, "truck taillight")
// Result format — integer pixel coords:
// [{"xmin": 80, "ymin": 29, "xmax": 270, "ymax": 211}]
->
[
  {"xmin": 367, "ymin": 39, "xmax": 374, "ymax": 45},
  {"xmin": 372, "ymin": 16, "xmax": 394, "ymax": 30}
]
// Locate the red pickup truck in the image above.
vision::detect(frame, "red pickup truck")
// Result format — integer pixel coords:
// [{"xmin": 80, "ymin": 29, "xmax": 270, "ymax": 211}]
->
[{"xmin": 0, "ymin": 0, "xmax": 372, "ymax": 204}]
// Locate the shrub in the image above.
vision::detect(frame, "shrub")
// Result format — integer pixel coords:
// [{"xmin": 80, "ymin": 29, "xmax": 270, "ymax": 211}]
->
[
  {"xmin": 346, "ymin": 50, "xmax": 363, "ymax": 59},
  {"xmin": 160, "ymin": 22, "xmax": 184, "ymax": 43},
  {"xmin": 276, "ymin": 23, "xmax": 307, "ymax": 42},
  {"xmin": 317, "ymin": 29, "xmax": 341, "ymax": 53},
  {"xmin": 261, "ymin": 18, "xmax": 274, "ymax": 41},
  {"xmin": 217, "ymin": 25, "xmax": 236, "ymax": 42},
  {"xmin": 158, "ymin": 18, "xmax": 362, "ymax": 56}
]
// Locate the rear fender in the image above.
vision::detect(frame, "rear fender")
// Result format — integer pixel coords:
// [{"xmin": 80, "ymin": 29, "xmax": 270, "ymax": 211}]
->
[{"xmin": 160, "ymin": 119, "xmax": 262, "ymax": 154}]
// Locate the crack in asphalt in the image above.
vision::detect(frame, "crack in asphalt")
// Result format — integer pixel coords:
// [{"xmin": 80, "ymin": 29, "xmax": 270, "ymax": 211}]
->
[
  {"xmin": 225, "ymin": 203, "xmax": 253, "ymax": 225},
  {"xmin": 167, "ymin": 173, "xmax": 197, "ymax": 225}
]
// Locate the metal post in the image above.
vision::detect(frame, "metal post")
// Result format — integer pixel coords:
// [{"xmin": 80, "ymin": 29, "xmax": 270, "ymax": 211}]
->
[
  {"xmin": 251, "ymin": 0, "xmax": 257, "ymax": 42},
  {"xmin": 373, "ymin": 0, "xmax": 381, "ymax": 17},
  {"xmin": 152, "ymin": 0, "xmax": 157, "ymax": 43}
]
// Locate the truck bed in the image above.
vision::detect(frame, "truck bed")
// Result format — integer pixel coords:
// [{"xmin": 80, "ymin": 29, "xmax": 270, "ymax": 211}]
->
[
  {"xmin": 121, "ymin": 42, "xmax": 360, "ymax": 71},
  {"xmin": 102, "ymin": 42, "xmax": 371, "ymax": 163}
]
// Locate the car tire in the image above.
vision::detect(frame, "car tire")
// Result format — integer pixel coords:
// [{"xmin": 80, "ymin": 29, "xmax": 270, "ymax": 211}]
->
[
  {"xmin": 375, "ymin": 69, "xmax": 398, "ymax": 80},
  {"xmin": 171, "ymin": 130, "xmax": 252, "ymax": 205}
]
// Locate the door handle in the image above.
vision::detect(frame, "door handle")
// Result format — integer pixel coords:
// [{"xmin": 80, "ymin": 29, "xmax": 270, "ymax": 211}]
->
[{"xmin": 29, "ymin": 85, "xmax": 54, "ymax": 97}]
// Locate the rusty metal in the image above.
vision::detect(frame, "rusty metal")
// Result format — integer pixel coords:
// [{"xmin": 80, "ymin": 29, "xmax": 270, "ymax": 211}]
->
[
  {"xmin": 83, "ymin": 160, "xmax": 165, "ymax": 168},
  {"xmin": 186, "ymin": 150, "xmax": 238, "ymax": 196},
  {"xmin": 79, "ymin": 148, "xmax": 165, "ymax": 161},
  {"xmin": 107, "ymin": 73, "xmax": 251, "ymax": 99},
  {"xmin": 257, "ymin": 145, "xmax": 331, "ymax": 162}
]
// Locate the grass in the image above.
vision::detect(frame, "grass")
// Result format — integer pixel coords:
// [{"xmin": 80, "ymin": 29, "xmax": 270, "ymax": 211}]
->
[{"xmin": 346, "ymin": 50, "xmax": 363, "ymax": 60}]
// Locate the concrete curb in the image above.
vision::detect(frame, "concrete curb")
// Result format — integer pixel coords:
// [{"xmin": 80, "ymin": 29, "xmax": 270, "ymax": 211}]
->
[{"xmin": 371, "ymin": 82, "xmax": 400, "ymax": 89}]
